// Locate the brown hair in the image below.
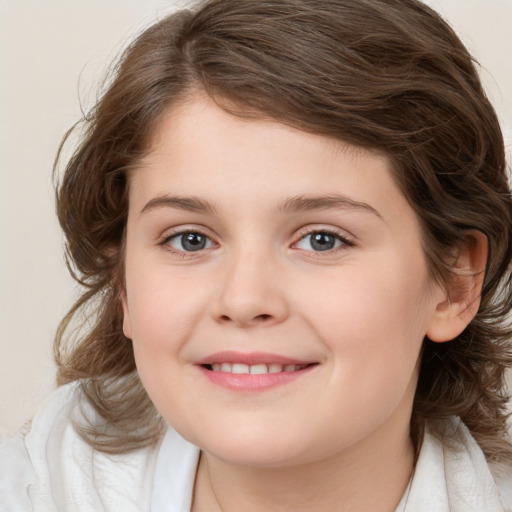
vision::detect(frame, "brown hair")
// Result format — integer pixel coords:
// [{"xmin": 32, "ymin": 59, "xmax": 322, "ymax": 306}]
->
[{"xmin": 54, "ymin": 0, "xmax": 512, "ymax": 459}]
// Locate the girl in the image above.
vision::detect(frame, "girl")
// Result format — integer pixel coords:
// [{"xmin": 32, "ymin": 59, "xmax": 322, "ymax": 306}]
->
[{"xmin": 1, "ymin": 0, "xmax": 511, "ymax": 510}]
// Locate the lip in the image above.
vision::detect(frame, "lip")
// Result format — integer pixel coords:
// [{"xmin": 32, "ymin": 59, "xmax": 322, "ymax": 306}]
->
[
  {"xmin": 195, "ymin": 351, "xmax": 318, "ymax": 392},
  {"xmin": 196, "ymin": 351, "xmax": 313, "ymax": 366}
]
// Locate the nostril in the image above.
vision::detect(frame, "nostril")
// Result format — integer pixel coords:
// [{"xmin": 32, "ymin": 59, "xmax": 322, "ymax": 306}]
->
[
  {"xmin": 255, "ymin": 314, "xmax": 272, "ymax": 322},
  {"xmin": 218, "ymin": 314, "xmax": 271, "ymax": 323}
]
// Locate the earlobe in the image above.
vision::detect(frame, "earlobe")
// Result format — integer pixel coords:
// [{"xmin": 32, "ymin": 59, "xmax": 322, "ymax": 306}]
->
[
  {"xmin": 425, "ymin": 231, "xmax": 488, "ymax": 343},
  {"xmin": 121, "ymin": 290, "xmax": 133, "ymax": 340}
]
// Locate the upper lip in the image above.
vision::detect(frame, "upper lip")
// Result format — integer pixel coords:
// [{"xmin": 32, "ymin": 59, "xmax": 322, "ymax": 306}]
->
[{"xmin": 196, "ymin": 351, "xmax": 315, "ymax": 366}]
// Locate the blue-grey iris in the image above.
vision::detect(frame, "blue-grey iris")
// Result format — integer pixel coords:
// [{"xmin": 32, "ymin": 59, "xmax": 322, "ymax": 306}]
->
[
  {"xmin": 310, "ymin": 233, "xmax": 336, "ymax": 251},
  {"xmin": 181, "ymin": 233, "xmax": 207, "ymax": 251}
]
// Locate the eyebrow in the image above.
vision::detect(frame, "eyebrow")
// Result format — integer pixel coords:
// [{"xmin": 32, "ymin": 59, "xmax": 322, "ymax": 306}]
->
[
  {"xmin": 139, "ymin": 193, "xmax": 381, "ymax": 219},
  {"xmin": 140, "ymin": 195, "xmax": 218, "ymax": 216},
  {"xmin": 279, "ymin": 194, "xmax": 382, "ymax": 219}
]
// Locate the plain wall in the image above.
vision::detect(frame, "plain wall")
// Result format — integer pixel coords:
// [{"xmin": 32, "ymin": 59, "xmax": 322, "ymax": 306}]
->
[{"xmin": 1, "ymin": 0, "xmax": 511, "ymax": 435}]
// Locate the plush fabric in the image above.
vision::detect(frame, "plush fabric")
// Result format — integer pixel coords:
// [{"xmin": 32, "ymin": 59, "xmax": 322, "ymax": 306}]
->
[
  {"xmin": 395, "ymin": 418, "xmax": 512, "ymax": 511},
  {"xmin": 0, "ymin": 383, "xmax": 161, "ymax": 511},
  {"xmin": 1, "ymin": 383, "xmax": 510, "ymax": 511}
]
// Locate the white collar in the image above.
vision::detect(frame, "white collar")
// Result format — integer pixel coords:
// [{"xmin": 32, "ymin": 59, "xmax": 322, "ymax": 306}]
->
[
  {"xmin": 399, "ymin": 418, "xmax": 509, "ymax": 512},
  {"xmin": 151, "ymin": 428, "xmax": 200, "ymax": 512},
  {"xmin": 151, "ymin": 418, "xmax": 511, "ymax": 512}
]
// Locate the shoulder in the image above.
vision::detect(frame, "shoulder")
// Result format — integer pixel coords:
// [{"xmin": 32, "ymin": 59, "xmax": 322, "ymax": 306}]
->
[
  {"xmin": 490, "ymin": 459, "xmax": 512, "ymax": 511},
  {"xmin": 0, "ymin": 420, "xmax": 36, "ymax": 512},
  {"xmin": 406, "ymin": 417, "xmax": 512, "ymax": 512},
  {"xmin": 439, "ymin": 417, "xmax": 512, "ymax": 511},
  {"xmin": 0, "ymin": 384, "xmax": 77, "ymax": 511},
  {"xmin": 0, "ymin": 382, "xmax": 161, "ymax": 512}
]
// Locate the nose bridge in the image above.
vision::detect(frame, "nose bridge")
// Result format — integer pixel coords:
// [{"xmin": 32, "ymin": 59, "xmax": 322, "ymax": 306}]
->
[{"xmin": 212, "ymin": 240, "xmax": 288, "ymax": 327}]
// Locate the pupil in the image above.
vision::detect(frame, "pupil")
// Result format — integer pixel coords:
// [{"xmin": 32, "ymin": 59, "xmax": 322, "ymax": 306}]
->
[
  {"xmin": 311, "ymin": 233, "xmax": 335, "ymax": 251},
  {"xmin": 182, "ymin": 233, "xmax": 206, "ymax": 251}
]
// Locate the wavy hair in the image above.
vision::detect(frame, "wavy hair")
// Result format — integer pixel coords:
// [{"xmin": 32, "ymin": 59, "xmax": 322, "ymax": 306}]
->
[{"xmin": 54, "ymin": 0, "xmax": 512, "ymax": 459}]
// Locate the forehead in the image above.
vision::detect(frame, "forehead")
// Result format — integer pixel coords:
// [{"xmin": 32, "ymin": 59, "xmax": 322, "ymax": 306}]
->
[{"xmin": 128, "ymin": 95, "xmax": 415, "ymax": 231}]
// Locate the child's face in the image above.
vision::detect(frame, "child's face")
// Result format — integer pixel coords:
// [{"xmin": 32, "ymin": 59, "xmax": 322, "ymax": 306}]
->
[{"xmin": 122, "ymin": 94, "xmax": 445, "ymax": 467}]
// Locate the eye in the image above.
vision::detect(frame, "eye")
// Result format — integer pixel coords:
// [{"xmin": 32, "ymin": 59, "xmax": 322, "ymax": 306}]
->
[
  {"xmin": 165, "ymin": 231, "xmax": 215, "ymax": 252},
  {"xmin": 294, "ymin": 230, "xmax": 351, "ymax": 252}
]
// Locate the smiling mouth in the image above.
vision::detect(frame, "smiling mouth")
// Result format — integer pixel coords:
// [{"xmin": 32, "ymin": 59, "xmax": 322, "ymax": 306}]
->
[
  {"xmin": 202, "ymin": 363, "xmax": 314, "ymax": 374},
  {"xmin": 197, "ymin": 352, "xmax": 318, "ymax": 390}
]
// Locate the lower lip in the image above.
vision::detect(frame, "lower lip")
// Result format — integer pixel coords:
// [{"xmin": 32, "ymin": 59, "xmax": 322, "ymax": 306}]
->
[{"xmin": 197, "ymin": 365, "xmax": 316, "ymax": 392}]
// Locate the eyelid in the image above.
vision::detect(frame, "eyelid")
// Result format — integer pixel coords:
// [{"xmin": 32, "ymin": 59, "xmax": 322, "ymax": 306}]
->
[
  {"xmin": 156, "ymin": 224, "xmax": 354, "ymax": 257},
  {"xmin": 158, "ymin": 225, "xmax": 219, "ymax": 255},
  {"xmin": 291, "ymin": 225, "xmax": 355, "ymax": 253}
]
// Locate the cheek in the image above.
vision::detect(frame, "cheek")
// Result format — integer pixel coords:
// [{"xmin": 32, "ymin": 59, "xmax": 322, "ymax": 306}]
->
[
  {"xmin": 123, "ymin": 262, "xmax": 214, "ymax": 375},
  {"xmin": 123, "ymin": 267, "xmax": 201, "ymax": 417},
  {"xmin": 305, "ymin": 254, "xmax": 433, "ymax": 365}
]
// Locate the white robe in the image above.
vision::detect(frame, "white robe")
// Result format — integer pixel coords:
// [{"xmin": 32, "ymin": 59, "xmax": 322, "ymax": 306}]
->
[{"xmin": 1, "ymin": 383, "xmax": 511, "ymax": 511}]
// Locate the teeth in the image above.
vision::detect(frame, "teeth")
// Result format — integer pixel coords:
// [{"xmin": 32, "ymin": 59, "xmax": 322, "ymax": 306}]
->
[
  {"xmin": 209, "ymin": 363, "xmax": 309, "ymax": 374},
  {"xmin": 249, "ymin": 364, "xmax": 268, "ymax": 374},
  {"xmin": 268, "ymin": 363, "xmax": 282, "ymax": 374},
  {"xmin": 232, "ymin": 363, "xmax": 249, "ymax": 374}
]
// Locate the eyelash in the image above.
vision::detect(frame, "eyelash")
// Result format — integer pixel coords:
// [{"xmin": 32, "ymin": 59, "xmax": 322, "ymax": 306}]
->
[
  {"xmin": 158, "ymin": 227, "xmax": 355, "ymax": 257},
  {"xmin": 293, "ymin": 227, "xmax": 354, "ymax": 255},
  {"xmin": 158, "ymin": 229, "xmax": 217, "ymax": 257}
]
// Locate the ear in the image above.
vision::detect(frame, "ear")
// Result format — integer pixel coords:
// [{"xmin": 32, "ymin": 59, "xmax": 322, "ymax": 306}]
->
[
  {"xmin": 120, "ymin": 289, "xmax": 133, "ymax": 340},
  {"xmin": 426, "ymin": 230, "xmax": 488, "ymax": 343}
]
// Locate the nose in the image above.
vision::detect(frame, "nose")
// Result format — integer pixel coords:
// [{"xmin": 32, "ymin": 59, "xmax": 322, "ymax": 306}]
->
[{"xmin": 210, "ymin": 248, "xmax": 289, "ymax": 328}]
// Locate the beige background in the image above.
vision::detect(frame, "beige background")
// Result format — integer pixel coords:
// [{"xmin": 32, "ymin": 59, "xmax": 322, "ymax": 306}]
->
[{"xmin": 1, "ymin": 0, "xmax": 511, "ymax": 435}]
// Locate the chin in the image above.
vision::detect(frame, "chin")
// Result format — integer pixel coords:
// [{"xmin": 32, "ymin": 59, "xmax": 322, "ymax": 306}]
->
[{"xmin": 194, "ymin": 429, "xmax": 309, "ymax": 467}]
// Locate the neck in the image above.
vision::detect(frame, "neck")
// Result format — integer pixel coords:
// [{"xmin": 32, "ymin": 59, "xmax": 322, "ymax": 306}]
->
[{"xmin": 192, "ymin": 415, "xmax": 415, "ymax": 512}]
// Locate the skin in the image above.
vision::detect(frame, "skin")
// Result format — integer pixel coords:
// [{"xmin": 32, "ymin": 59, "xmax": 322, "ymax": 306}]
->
[{"xmin": 121, "ymin": 95, "xmax": 483, "ymax": 511}]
